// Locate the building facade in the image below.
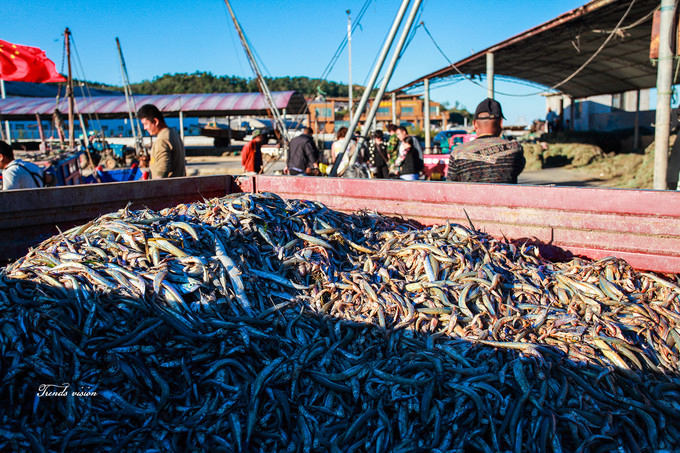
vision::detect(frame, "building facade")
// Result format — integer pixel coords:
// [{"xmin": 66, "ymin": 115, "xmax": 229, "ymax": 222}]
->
[{"xmin": 308, "ymin": 94, "xmax": 448, "ymax": 134}]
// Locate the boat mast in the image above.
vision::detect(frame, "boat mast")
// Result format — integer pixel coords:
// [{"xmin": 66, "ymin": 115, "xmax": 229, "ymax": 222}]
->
[
  {"xmin": 223, "ymin": 0, "xmax": 289, "ymax": 146},
  {"xmin": 65, "ymin": 27, "xmax": 75, "ymax": 151},
  {"xmin": 115, "ymin": 37, "xmax": 143, "ymax": 154}
]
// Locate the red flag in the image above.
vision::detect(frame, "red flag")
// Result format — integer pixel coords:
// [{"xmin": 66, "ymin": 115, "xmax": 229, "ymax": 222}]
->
[{"xmin": 0, "ymin": 39, "xmax": 66, "ymax": 83}]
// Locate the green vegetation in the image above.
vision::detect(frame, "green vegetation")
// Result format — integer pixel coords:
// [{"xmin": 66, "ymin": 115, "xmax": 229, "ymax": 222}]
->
[
  {"xmin": 120, "ymin": 72, "xmax": 366, "ymax": 97},
  {"xmin": 85, "ymin": 72, "xmax": 362, "ymax": 97}
]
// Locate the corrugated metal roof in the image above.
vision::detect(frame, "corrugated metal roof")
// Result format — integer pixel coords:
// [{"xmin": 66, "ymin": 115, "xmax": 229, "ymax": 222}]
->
[
  {"xmin": 395, "ymin": 0, "xmax": 659, "ymax": 98},
  {"xmin": 0, "ymin": 91, "xmax": 308, "ymax": 119}
]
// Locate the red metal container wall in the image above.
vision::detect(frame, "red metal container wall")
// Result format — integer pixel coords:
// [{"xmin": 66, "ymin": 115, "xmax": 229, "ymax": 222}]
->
[{"xmin": 254, "ymin": 176, "xmax": 680, "ymax": 273}]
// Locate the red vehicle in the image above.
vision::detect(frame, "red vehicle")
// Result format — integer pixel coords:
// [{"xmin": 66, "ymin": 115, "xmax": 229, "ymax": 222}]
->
[{"xmin": 423, "ymin": 133, "xmax": 475, "ymax": 180}]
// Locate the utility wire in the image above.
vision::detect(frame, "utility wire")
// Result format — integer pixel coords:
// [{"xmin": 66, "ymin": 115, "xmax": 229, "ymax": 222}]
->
[
  {"xmin": 418, "ymin": 0, "xmax": 638, "ymax": 97},
  {"xmin": 318, "ymin": 0, "xmax": 372, "ymax": 82},
  {"xmin": 70, "ymin": 35, "xmax": 104, "ymax": 135}
]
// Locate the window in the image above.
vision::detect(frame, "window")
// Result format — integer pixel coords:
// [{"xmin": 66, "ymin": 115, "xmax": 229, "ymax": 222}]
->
[
  {"xmin": 316, "ymin": 107, "xmax": 332, "ymax": 118},
  {"xmin": 430, "ymin": 106, "xmax": 439, "ymax": 115},
  {"xmin": 401, "ymin": 106, "xmax": 414, "ymax": 114}
]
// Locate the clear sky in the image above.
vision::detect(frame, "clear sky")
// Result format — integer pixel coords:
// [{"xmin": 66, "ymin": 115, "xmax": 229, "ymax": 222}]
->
[{"xmin": 6, "ymin": 1, "xmax": 589, "ymax": 124}]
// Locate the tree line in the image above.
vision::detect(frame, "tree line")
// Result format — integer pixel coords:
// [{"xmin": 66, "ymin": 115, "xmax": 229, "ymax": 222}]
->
[
  {"xmin": 88, "ymin": 72, "xmax": 364, "ymax": 98},
  {"xmin": 84, "ymin": 71, "xmax": 473, "ymax": 118}
]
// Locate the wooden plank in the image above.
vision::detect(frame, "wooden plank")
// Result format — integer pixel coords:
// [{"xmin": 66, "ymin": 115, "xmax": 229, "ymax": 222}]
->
[
  {"xmin": 255, "ymin": 176, "xmax": 680, "ymax": 272},
  {"xmin": 0, "ymin": 175, "xmax": 236, "ymax": 262}
]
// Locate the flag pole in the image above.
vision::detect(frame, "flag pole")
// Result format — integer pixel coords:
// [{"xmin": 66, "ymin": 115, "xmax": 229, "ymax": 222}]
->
[{"xmin": 0, "ymin": 80, "xmax": 10, "ymax": 144}]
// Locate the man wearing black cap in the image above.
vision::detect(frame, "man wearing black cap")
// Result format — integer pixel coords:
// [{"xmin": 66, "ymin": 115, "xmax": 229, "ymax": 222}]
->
[{"xmin": 446, "ymin": 98, "xmax": 525, "ymax": 184}]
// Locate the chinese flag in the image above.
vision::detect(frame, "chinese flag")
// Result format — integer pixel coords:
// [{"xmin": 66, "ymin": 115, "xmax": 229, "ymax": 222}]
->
[{"xmin": 0, "ymin": 39, "xmax": 66, "ymax": 83}]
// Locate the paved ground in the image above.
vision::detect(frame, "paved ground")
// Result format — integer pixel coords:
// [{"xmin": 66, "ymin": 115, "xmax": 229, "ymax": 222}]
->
[
  {"xmin": 518, "ymin": 167, "xmax": 607, "ymax": 187},
  {"xmin": 187, "ymin": 152, "xmax": 609, "ymax": 187}
]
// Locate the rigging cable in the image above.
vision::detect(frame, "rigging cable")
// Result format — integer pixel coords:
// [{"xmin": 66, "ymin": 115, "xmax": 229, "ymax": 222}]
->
[
  {"xmin": 70, "ymin": 35, "xmax": 105, "ymax": 135},
  {"xmin": 318, "ymin": 0, "xmax": 373, "ymax": 82}
]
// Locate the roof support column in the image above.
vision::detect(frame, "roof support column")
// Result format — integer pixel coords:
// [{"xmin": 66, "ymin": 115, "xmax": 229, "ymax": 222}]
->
[
  {"xmin": 179, "ymin": 111, "xmax": 184, "ymax": 142},
  {"xmin": 634, "ymin": 89, "xmax": 640, "ymax": 150},
  {"xmin": 391, "ymin": 92, "xmax": 397, "ymax": 124},
  {"xmin": 654, "ymin": 0, "xmax": 676, "ymax": 190},
  {"xmin": 486, "ymin": 52, "xmax": 494, "ymax": 99},
  {"xmin": 424, "ymin": 78, "xmax": 430, "ymax": 151}
]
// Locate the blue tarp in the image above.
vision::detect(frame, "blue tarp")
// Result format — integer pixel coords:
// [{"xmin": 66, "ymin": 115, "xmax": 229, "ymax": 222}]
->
[{"xmin": 83, "ymin": 166, "xmax": 143, "ymax": 184}]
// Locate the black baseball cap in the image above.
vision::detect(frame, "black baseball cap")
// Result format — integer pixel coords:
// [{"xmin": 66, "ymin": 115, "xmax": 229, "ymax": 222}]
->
[{"xmin": 474, "ymin": 98, "xmax": 505, "ymax": 120}]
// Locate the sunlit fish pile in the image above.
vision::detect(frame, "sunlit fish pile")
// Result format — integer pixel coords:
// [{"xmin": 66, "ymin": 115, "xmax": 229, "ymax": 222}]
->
[{"xmin": 1, "ymin": 192, "xmax": 679, "ymax": 451}]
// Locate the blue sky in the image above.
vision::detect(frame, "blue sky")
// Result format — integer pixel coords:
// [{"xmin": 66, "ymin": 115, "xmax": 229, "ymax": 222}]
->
[{"xmin": 6, "ymin": 1, "xmax": 589, "ymax": 124}]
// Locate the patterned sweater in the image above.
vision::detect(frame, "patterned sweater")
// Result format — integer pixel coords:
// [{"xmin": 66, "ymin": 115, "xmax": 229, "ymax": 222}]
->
[{"xmin": 446, "ymin": 135, "xmax": 525, "ymax": 184}]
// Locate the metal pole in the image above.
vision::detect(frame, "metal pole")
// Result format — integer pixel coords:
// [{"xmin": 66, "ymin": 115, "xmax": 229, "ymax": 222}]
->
[
  {"xmin": 36, "ymin": 114, "xmax": 45, "ymax": 149},
  {"xmin": 224, "ymin": 0, "xmax": 289, "ymax": 146},
  {"xmin": 424, "ymin": 78, "xmax": 430, "ymax": 151},
  {"xmin": 65, "ymin": 28, "xmax": 75, "ymax": 151},
  {"xmin": 391, "ymin": 91, "xmax": 397, "ymax": 124},
  {"xmin": 654, "ymin": 0, "xmax": 675, "ymax": 190},
  {"xmin": 329, "ymin": 0, "xmax": 411, "ymax": 176},
  {"xmin": 179, "ymin": 110, "xmax": 185, "ymax": 142},
  {"xmin": 347, "ymin": 9, "xmax": 353, "ymax": 124},
  {"xmin": 116, "ymin": 37, "xmax": 141, "ymax": 147},
  {"xmin": 631, "ymin": 89, "xmax": 640, "ymax": 150},
  {"xmin": 486, "ymin": 52, "xmax": 494, "ymax": 99},
  {"xmin": 0, "ymin": 80, "xmax": 10, "ymax": 144},
  {"xmin": 349, "ymin": 0, "xmax": 422, "ymax": 168},
  {"xmin": 78, "ymin": 113, "xmax": 89, "ymax": 147}
]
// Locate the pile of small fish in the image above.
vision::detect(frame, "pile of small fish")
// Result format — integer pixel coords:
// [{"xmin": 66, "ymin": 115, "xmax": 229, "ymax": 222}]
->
[{"xmin": 1, "ymin": 191, "xmax": 679, "ymax": 451}]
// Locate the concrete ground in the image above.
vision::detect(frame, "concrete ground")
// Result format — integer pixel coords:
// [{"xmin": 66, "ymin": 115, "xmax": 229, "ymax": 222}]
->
[{"xmin": 186, "ymin": 151, "xmax": 609, "ymax": 187}]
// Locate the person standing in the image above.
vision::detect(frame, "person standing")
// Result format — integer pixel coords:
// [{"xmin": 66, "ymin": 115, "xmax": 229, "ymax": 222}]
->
[
  {"xmin": 385, "ymin": 123, "xmax": 400, "ymax": 167},
  {"xmin": 286, "ymin": 127, "xmax": 320, "ymax": 176},
  {"xmin": 446, "ymin": 98, "xmax": 525, "ymax": 184},
  {"xmin": 137, "ymin": 104, "xmax": 186, "ymax": 179},
  {"xmin": 391, "ymin": 136, "xmax": 420, "ymax": 180},
  {"xmin": 329, "ymin": 126, "xmax": 357, "ymax": 176},
  {"xmin": 393, "ymin": 126, "xmax": 423, "ymax": 179},
  {"xmin": 0, "ymin": 140, "xmax": 44, "ymax": 190},
  {"xmin": 546, "ymin": 108, "xmax": 557, "ymax": 134},
  {"xmin": 241, "ymin": 129, "xmax": 265, "ymax": 175},
  {"xmin": 366, "ymin": 130, "xmax": 389, "ymax": 178}
]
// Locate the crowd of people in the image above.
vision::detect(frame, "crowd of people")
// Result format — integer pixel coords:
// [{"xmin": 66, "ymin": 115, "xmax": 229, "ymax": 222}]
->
[
  {"xmin": 1, "ymin": 98, "xmax": 526, "ymax": 190},
  {"xmin": 275, "ymin": 97, "xmax": 525, "ymax": 185}
]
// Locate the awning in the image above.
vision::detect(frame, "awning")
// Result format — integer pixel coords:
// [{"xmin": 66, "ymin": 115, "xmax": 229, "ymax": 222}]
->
[
  {"xmin": 0, "ymin": 91, "xmax": 308, "ymax": 120},
  {"xmin": 395, "ymin": 0, "xmax": 659, "ymax": 98}
]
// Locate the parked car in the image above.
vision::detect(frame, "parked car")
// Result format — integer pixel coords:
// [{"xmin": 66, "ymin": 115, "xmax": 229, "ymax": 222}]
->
[
  {"xmin": 432, "ymin": 129, "xmax": 469, "ymax": 154},
  {"xmin": 423, "ymin": 132, "xmax": 475, "ymax": 180}
]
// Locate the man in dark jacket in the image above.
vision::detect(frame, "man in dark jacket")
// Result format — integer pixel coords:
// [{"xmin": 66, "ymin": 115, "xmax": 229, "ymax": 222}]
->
[
  {"xmin": 286, "ymin": 127, "xmax": 320, "ymax": 176},
  {"xmin": 446, "ymin": 98, "xmax": 525, "ymax": 184}
]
